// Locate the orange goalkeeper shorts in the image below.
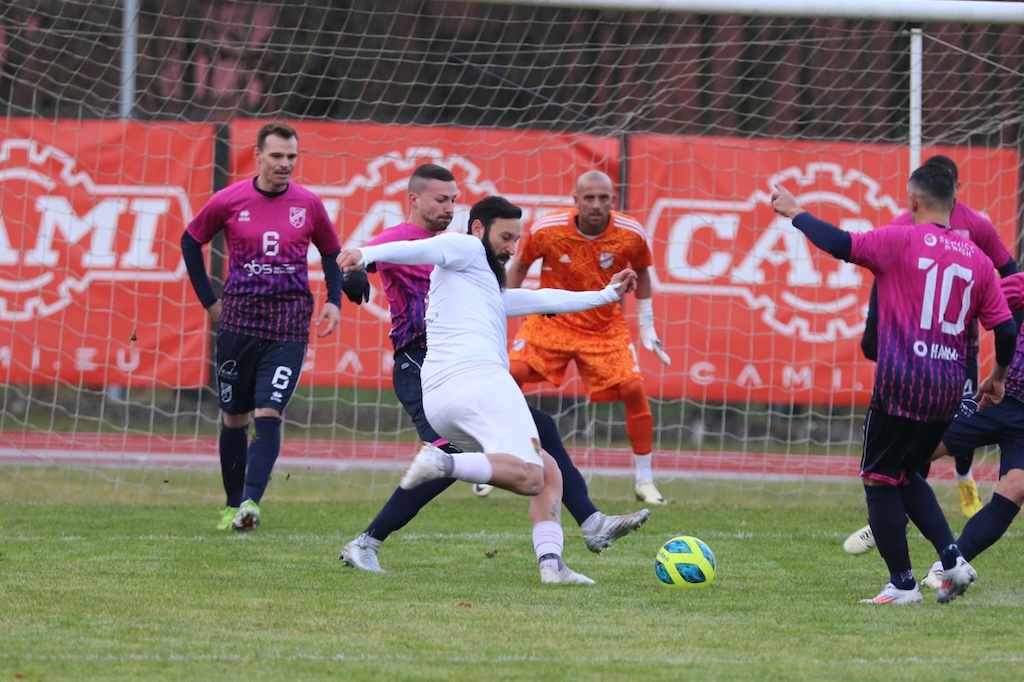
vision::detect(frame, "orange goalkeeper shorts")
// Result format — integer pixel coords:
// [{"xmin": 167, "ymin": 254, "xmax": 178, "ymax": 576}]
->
[{"xmin": 509, "ymin": 323, "xmax": 641, "ymax": 398}]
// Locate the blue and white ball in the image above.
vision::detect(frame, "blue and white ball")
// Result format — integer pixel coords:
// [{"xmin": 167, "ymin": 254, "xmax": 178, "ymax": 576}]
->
[{"xmin": 655, "ymin": 535, "xmax": 716, "ymax": 589}]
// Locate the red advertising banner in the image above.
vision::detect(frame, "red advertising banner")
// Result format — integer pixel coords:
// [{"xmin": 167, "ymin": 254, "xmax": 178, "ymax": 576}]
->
[
  {"xmin": 5, "ymin": 118, "xmax": 1015, "ymax": 407},
  {"xmin": 228, "ymin": 122, "xmax": 1020, "ymax": 406},
  {"xmin": 229, "ymin": 120, "xmax": 619, "ymax": 389},
  {"xmin": 630, "ymin": 135, "xmax": 1020, "ymax": 404},
  {"xmin": 0, "ymin": 119, "xmax": 214, "ymax": 387}
]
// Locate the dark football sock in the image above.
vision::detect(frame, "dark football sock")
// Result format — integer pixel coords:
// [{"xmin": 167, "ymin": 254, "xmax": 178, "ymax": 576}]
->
[
  {"xmin": 365, "ymin": 478, "xmax": 457, "ymax": 542},
  {"xmin": 865, "ymin": 485, "xmax": 915, "ymax": 589},
  {"xmin": 242, "ymin": 416, "xmax": 282, "ymax": 504},
  {"xmin": 219, "ymin": 423, "xmax": 249, "ymax": 507},
  {"xmin": 953, "ymin": 450, "xmax": 975, "ymax": 477},
  {"xmin": 956, "ymin": 493, "xmax": 1020, "ymax": 562},
  {"xmin": 530, "ymin": 406, "xmax": 598, "ymax": 526},
  {"xmin": 899, "ymin": 471, "xmax": 955, "ymax": 553}
]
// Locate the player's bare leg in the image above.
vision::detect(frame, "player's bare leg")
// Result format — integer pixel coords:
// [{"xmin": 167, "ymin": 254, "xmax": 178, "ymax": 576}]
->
[{"xmin": 531, "ymin": 451, "xmax": 594, "ymax": 585}]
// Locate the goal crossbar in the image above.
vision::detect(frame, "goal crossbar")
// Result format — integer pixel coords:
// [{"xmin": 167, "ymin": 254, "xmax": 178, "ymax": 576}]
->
[{"xmin": 465, "ymin": 0, "xmax": 1024, "ymax": 24}]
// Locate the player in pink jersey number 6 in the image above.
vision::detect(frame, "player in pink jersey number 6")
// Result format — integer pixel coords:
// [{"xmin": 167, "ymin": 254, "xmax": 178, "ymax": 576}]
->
[{"xmin": 181, "ymin": 123, "xmax": 343, "ymax": 532}]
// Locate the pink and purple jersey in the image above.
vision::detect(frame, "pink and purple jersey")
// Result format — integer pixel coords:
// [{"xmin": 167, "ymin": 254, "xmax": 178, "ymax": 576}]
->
[
  {"xmin": 187, "ymin": 178, "xmax": 340, "ymax": 343},
  {"xmin": 850, "ymin": 223, "xmax": 1011, "ymax": 421},
  {"xmin": 891, "ymin": 203, "xmax": 1011, "ymax": 269},
  {"xmin": 999, "ymin": 274, "xmax": 1024, "ymax": 401},
  {"xmin": 366, "ymin": 222, "xmax": 436, "ymax": 352},
  {"xmin": 892, "ymin": 203, "xmax": 1012, "ymax": 354}
]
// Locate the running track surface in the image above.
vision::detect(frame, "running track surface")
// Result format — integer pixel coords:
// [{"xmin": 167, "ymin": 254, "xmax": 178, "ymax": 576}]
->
[{"xmin": 0, "ymin": 432, "xmax": 998, "ymax": 483}]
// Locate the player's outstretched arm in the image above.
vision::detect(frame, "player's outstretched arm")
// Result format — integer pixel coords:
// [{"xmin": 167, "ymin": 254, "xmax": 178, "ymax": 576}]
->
[
  {"xmin": 771, "ymin": 183, "xmax": 851, "ymax": 260},
  {"xmin": 337, "ymin": 248, "xmax": 364, "ymax": 273},
  {"xmin": 502, "ymin": 268, "xmax": 636, "ymax": 317},
  {"xmin": 344, "ymin": 236, "xmax": 455, "ymax": 272},
  {"xmin": 609, "ymin": 268, "xmax": 637, "ymax": 296},
  {"xmin": 770, "ymin": 183, "xmax": 803, "ymax": 219}
]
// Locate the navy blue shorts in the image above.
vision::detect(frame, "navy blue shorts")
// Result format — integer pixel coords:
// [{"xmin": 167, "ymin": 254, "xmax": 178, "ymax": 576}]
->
[
  {"xmin": 392, "ymin": 346, "xmax": 445, "ymax": 443},
  {"xmin": 215, "ymin": 329, "xmax": 306, "ymax": 415},
  {"xmin": 943, "ymin": 396, "xmax": 1024, "ymax": 477},
  {"xmin": 861, "ymin": 408, "xmax": 951, "ymax": 485}
]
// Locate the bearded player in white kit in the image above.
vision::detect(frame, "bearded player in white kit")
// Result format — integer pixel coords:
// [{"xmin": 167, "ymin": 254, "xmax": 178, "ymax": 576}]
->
[{"xmin": 337, "ymin": 195, "xmax": 637, "ymax": 584}]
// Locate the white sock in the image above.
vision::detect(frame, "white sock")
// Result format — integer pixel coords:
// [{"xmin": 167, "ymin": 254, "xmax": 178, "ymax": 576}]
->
[
  {"xmin": 532, "ymin": 520, "xmax": 564, "ymax": 561},
  {"xmin": 634, "ymin": 453, "xmax": 653, "ymax": 483},
  {"xmin": 955, "ymin": 469, "xmax": 973, "ymax": 484},
  {"xmin": 450, "ymin": 452, "xmax": 493, "ymax": 484}
]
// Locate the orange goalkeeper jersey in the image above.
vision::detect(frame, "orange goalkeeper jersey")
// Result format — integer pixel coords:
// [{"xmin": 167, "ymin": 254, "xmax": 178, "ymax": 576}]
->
[{"xmin": 515, "ymin": 208, "xmax": 653, "ymax": 336}]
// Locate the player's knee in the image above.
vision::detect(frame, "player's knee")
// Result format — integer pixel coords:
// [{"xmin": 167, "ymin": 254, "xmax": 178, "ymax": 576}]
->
[
  {"xmin": 253, "ymin": 407, "xmax": 282, "ymax": 420},
  {"xmin": 996, "ymin": 469, "xmax": 1024, "ymax": 506},
  {"xmin": 931, "ymin": 441, "xmax": 951, "ymax": 461},
  {"xmin": 520, "ymin": 464, "xmax": 546, "ymax": 496},
  {"xmin": 589, "ymin": 388, "xmax": 619, "ymax": 403},
  {"xmin": 541, "ymin": 451, "xmax": 563, "ymax": 487},
  {"xmin": 618, "ymin": 379, "xmax": 650, "ymax": 414},
  {"xmin": 508, "ymin": 360, "xmax": 531, "ymax": 387},
  {"xmin": 222, "ymin": 412, "xmax": 249, "ymax": 429}
]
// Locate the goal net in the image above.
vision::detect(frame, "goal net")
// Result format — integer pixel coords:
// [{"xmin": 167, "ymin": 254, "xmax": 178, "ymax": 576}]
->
[{"xmin": 1, "ymin": 0, "xmax": 1022, "ymax": 509}]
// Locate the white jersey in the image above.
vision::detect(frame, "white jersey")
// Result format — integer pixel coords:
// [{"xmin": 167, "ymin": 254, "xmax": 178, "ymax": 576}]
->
[{"xmin": 359, "ymin": 232, "xmax": 624, "ymax": 392}]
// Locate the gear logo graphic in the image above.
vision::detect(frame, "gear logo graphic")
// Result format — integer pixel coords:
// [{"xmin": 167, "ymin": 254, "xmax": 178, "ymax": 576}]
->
[
  {"xmin": 307, "ymin": 147, "xmax": 567, "ymax": 321},
  {"xmin": 648, "ymin": 162, "xmax": 902, "ymax": 342},
  {"xmin": 0, "ymin": 139, "xmax": 191, "ymax": 321}
]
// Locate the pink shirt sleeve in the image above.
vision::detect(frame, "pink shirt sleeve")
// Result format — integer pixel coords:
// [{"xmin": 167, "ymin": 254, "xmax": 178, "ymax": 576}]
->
[
  {"xmin": 185, "ymin": 191, "xmax": 227, "ymax": 244},
  {"xmin": 974, "ymin": 261, "xmax": 1013, "ymax": 330},
  {"xmin": 1001, "ymin": 272, "xmax": 1024, "ymax": 310},
  {"xmin": 310, "ymin": 198, "xmax": 341, "ymax": 255},
  {"xmin": 955, "ymin": 203, "xmax": 1011, "ymax": 269}
]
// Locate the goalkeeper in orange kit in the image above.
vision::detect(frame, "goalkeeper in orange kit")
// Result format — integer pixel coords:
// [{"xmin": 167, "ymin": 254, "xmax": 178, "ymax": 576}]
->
[{"xmin": 506, "ymin": 170, "xmax": 671, "ymax": 505}]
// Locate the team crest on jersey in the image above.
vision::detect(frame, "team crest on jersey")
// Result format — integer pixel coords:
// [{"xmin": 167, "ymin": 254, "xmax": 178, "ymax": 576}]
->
[
  {"xmin": 531, "ymin": 437, "xmax": 540, "ymax": 456},
  {"xmin": 598, "ymin": 252, "xmax": 615, "ymax": 269},
  {"xmin": 289, "ymin": 207, "xmax": 306, "ymax": 228}
]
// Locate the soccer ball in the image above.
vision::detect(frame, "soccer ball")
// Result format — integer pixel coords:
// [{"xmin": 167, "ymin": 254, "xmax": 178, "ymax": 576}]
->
[
  {"xmin": 655, "ymin": 535, "xmax": 716, "ymax": 589},
  {"xmin": 472, "ymin": 483, "xmax": 494, "ymax": 497}
]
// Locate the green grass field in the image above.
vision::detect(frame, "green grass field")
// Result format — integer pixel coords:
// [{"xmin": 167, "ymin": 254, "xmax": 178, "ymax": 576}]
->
[{"xmin": 2, "ymin": 471, "xmax": 1022, "ymax": 681}]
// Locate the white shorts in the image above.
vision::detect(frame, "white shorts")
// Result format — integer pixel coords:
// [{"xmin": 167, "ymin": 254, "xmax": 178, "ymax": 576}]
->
[{"xmin": 423, "ymin": 369, "xmax": 543, "ymax": 467}]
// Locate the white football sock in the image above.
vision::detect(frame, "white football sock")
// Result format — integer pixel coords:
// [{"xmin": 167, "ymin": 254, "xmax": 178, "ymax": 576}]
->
[
  {"xmin": 450, "ymin": 452, "xmax": 493, "ymax": 484},
  {"xmin": 633, "ymin": 453, "xmax": 653, "ymax": 482},
  {"xmin": 532, "ymin": 520, "xmax": 563, "ymax": 561}
]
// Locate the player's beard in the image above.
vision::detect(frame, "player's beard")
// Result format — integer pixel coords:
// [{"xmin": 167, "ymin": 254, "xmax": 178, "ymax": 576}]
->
[{"xmin": 482, "ymin": 228, "xmax": 508, "ymax": 290}]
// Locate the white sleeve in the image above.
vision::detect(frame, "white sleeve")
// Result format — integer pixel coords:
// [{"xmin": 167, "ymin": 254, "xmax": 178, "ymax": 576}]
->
[
  {"xmin": 501, "ymin": 284, "xmax": 622, "ymax": 318},
  {"xmin": 360, "ymin": 233, "xmax": 477, "ymax": 269}
]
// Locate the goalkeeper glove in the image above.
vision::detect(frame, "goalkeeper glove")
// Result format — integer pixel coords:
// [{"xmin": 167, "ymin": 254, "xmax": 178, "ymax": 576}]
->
[
  {"xmin": 342, "ymin": 269, "xmax": 370, "ymax": 304},
  {"xmin": 637, "ymin": 297, "xmax": 671, "ymax": 366}
]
